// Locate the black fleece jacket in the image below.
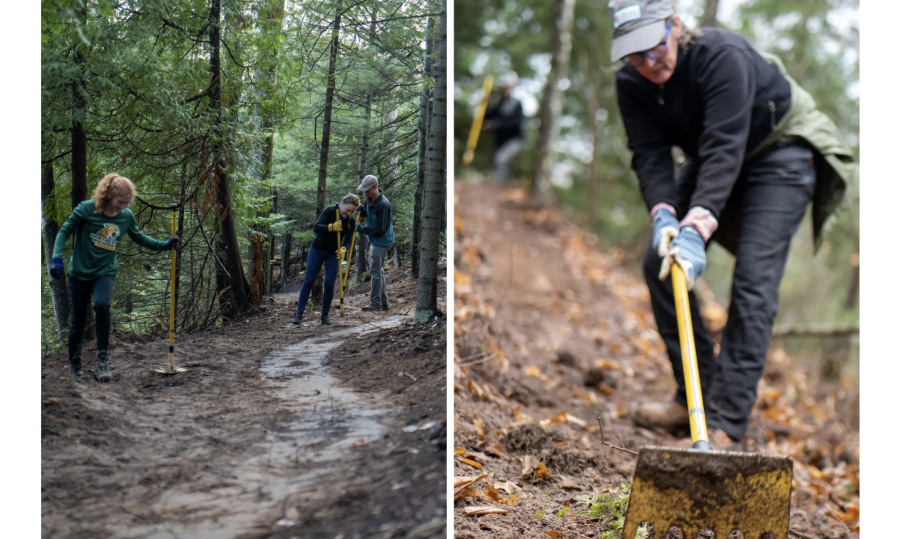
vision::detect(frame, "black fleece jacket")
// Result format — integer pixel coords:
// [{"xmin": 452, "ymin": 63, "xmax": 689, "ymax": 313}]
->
[
  {"xmin": 311, "ymin": 204, "xmax": 356, "ymax": 253},
  {"xmin": 484, "ymin": 96, "xmax": 524, "ymax": 148},
  {"xmin": 616, "ymin": 28, "xmax": 792, "ymax": 219}
]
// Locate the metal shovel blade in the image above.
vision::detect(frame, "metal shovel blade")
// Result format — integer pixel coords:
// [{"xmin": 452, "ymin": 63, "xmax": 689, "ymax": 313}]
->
[
  {"xmin": 151, "ymin": 366, "xmax": 187, "ymax": 374},
  {"xmin": 623, "ymin": 446, "xmax": 793, "ymax": 539}
]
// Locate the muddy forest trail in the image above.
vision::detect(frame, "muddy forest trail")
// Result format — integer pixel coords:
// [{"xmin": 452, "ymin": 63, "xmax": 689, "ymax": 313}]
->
[
  {"xmin": 41, "ymin": 267, "xmax": 447, "ymax": 539},
  {"xmin": 453, "ymin": 182, "xmax": 859, "ymax": 539}
]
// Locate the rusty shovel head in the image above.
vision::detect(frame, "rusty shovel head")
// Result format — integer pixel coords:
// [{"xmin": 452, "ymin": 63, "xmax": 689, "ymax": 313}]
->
[{"xmin": 623, "ymin": 446, "xmax": 793, "ymax": 539}]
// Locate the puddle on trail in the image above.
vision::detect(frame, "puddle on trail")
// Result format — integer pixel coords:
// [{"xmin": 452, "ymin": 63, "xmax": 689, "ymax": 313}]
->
[{"xmin": 117, "ymin": 315, "xmax": 406, "ymax": 539}]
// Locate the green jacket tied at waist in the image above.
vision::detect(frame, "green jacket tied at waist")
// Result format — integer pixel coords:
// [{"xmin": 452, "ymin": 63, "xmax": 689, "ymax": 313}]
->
[{"xmin": 747, "ymin": 52, "xmax": 858, "ymax": 251}]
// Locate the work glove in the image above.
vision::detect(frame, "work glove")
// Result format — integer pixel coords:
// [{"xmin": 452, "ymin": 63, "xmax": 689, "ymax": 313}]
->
[
  {"xmin": 336, "ymin": 247, "xmax": 347, "ymax": 261},
  {"xmin": 165, "ymin": 236, "xmax": 180, "ymax": 250},
  {"xmin": 328, "ymin": 221, "xmax": 344, "ymax": 233},
  {"xmin": 651, "ymin": 207, "xmax": 680, "ymax": 258},
  {"xmin": 357, "ymin": 208, "xmax": 367, "ymax": 219},
  {"xmin": 659, "ymin": 226, "xmax": 706, "ymax": 291},
  {"xmin": 49, "ymin": 258, "xmax": 64, "ymax": 280}
]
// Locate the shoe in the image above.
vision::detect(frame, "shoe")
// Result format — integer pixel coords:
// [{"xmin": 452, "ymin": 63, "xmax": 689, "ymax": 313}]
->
[
  {"xmin": 382, "ymin": 299, "xmax": 389, "ymax": 311},
  {"xmin": 361, "ymin": 304, "xmax": 382, "ymax": 312},
  {"xmin": 70, "ymin": 359, "xmax": 84, "ymax": 377},
  {"xmin": 321, "ymin": 315, "xmax": 332, "ymax": 325},
  {"xmin": 709, "ymin": 427, "xmax": 744, "ymax": 451},
  {"xmin": 291, "ymin": 312, "xmax": 304, "ymax": 325},
  {"xmin": 96, "ymin": 350, "xmax": 111, "ymax": 383},
  {"xmin": 632, "ymin": 401, "xmax": 690, "ymax": 433}
]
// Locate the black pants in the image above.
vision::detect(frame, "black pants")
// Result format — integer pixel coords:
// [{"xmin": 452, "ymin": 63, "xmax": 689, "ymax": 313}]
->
[
  {"xmin": 67, "ymin": 274, "xmax": 116, "ymax": 362},
  {"xmin": 643, "ymin": 142, "xmax": 816, "ymax": 440}
]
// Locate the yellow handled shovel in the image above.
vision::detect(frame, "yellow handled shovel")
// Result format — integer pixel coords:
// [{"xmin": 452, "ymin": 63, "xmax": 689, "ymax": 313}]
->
[
  {"xmin": 622, "ymin": 262, "xmax": 792, "ymax": 539},
  {"xmin": 337, "ymin": 211, "xmax": 362, "ymax": 316},
  {"xmin": 153, "ymin": 204, "xmax": 187, "ymax": 374},
  {"xmin": 462, "ymin": 75, "xmax": 494, "ymax": 166}
]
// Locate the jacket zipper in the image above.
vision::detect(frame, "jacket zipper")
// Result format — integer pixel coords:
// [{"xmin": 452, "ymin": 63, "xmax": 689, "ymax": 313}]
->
[
  {"xmin": 658, "ymin": 84, "xmax": 665, "ymax": 105},
  {"xmin": 768, "ymin": 100, "xmax": 776, "ymax": 129}
]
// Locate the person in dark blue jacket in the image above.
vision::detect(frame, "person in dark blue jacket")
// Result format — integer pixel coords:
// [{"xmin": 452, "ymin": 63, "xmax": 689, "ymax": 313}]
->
[
  {"xmin": 356, "ymin": 175, "xmax": 395, "ymax": 312},
  {"xmin": 292, "ymin": 194, "xmax": 359, "ymax": 326}
]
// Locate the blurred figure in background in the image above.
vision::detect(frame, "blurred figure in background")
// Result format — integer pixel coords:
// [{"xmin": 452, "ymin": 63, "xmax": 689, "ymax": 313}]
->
[{"xmin": 482, "ymin": 72, "xmax": 524, "ymax": 182}]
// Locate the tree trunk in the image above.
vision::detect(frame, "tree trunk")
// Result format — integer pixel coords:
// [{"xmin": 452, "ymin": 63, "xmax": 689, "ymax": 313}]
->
[
  {"xmin": 71, "ymin": 20, "xmax": 94, "ymax": 341},
  {"xmin": 701, "ymin": 0, "xmax": 720, "ymax": 28},
  {"xmin": 357, "ymin": 86, "xmax": 372, "ymax": 284},
  {"xmin": 414, "ymin": 0, "xmax": 447, "ymax": 323},
  {"xmin": 257, "ymin": 0, "xmax": 286, "ymax": 297},
  {"xmin": 585, "ymin": 34, "xmax": 605, "ymax": 228},
  {"xmin": 281, "ymin": 232, "xmax": 292, "ymax": 290},
  {"xmin": 250, "ymin": 234, "xmax": 265, "ymax": 306},
  {"xmin": 412, "ymin": 15, "xmax": 436, "ymax": 278},
  {"xmin": 209, "ymin": 0, "xmax": 251, "ymax": 320},
  {"xmin": 42, "ymin": 160, "xmax": 71, "ymax": 343},
  {"xmin": 313, "ymin": 3, "xmax": 342, "ymax": 303},
  {"xmin": 530, "ymin": 0, "xmax": 576, "ymax": 207},
  {"xmin": 269, "ymin": 187, "xmax": 278, "ymax": 291}
]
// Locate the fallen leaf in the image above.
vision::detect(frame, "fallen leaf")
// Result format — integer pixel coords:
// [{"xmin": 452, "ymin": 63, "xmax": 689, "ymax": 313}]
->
[
  {"xmin": 464, "ymin": 506, "xmax": 507, "ymax": 516},
  {"xmin": 351, "ymin": 439, "xmax": 367, "ymax": 447},
  {"xmin": 459, "ymin": 457, "xmax": 482, "ymax": 470},
  {"xmin": 531, "ymin": 462, "xmax": 552, "ymax": 482},
  {"xmin": 525, "ymin": 366, "xmax": 542, "ymax": 377},
  {"xmin": 454, "ymin": 473, "xmax": 488, "ymax": 489},
  {"xmin": 546, "ymin": 532, "xmax": 564, "ymax": 538}
]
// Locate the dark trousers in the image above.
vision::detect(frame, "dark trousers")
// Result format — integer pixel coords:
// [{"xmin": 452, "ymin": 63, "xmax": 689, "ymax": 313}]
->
[
  {"xmin": 643, "ymin": 142, "xmax": 816, "ymax": 440},
  {"xmin": 67, "ymin": 274, "xmax": 116, "ymax": 362},
  {"xmin": 296, "ymin": 246, "xmax": 339, "ymax": 317}
]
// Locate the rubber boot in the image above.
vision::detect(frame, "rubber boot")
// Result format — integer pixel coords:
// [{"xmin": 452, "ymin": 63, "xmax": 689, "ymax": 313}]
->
[
  {"xmin": 70, "ymin": 342, "xmax": 84, "ymax": 377},
  {"xmin": 96, "ymin": 350, "xmax": 112, "ymax": 382},
  {"xmin": 321, "ymin": 314, "xmax": 332, "ymax": 325}
]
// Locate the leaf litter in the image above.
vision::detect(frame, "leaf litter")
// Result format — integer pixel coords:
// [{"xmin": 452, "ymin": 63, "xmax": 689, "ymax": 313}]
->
[{"xmin": 453, "ymin": 182, "xmax": 859, "ymax": 538}]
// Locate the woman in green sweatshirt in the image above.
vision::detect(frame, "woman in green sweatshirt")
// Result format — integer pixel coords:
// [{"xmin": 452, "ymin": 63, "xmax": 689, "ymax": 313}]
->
[{"xmin": 49, "ymin": 173, "xmax": 177, "ymax": 382}]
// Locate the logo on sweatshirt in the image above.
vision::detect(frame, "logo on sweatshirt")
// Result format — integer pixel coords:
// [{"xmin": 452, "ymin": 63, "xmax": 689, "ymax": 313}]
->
[{"xmin": 91, "ymin": 223, "xmax": 120, "ymax": 251}]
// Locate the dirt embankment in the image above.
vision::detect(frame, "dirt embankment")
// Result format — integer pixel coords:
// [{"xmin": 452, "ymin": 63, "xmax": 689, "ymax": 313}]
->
[
  {"xmin": 41, "ymin": 263, "xmax": 448, "ymax": 539},
  {"xmin": 453, "ymin": 182, "xmax": 859, "ymax": 539}
]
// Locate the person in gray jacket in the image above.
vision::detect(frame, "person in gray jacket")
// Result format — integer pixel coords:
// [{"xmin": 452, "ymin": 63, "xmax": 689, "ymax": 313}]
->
[{"xmin": 357, "ymin": 175, "xmax": 395, "ymax": 312}]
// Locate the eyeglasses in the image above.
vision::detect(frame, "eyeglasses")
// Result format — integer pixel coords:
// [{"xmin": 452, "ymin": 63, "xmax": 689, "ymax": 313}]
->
[{"xmin": 622, "ymin": 24, "xmax": 671, "ymax": 67}]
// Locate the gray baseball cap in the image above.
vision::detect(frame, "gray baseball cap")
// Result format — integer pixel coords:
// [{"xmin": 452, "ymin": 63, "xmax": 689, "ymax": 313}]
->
[
  {"xmin": 357, "ymin": 174, "xmax": 378, "ymax": 192},
  {"xmin": 608, "ymin": 0, "xmax": 674, "ymax": 62}
]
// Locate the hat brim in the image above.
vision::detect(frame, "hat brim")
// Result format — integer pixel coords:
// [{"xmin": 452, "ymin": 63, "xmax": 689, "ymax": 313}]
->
[{"xmin": 610, "ymin": 20, "xmax": 667, "ymax": 62}]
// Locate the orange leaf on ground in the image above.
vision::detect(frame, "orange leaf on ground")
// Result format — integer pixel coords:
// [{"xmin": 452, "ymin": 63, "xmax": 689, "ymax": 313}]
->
[
  {"xmin": 459, "ymin": 457, "xmax": 482, "ymax": 470},
  {"xmin": 532, "ymin": 462, "xmax": 552, "ymax": 481},
  {"xmin": 546, "ymin": 531, "xmax": 564, "ymax": 538}
]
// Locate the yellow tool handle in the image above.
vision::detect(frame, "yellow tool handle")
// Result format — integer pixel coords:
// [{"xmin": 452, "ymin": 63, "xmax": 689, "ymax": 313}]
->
[
  {"xmin": 462, "ymin": 75, "xmax": 494, "ymax": 166},
  {"xmin": 168, "ymin": 207, "xmax": 177, "ymax": 371},
  {"xmin": 672, "ymin": 263, "xmax": 710, "ymax": 450},
  {"xmin": 342, "ymin": 211, "xmax": 361, "ymax": 293}
]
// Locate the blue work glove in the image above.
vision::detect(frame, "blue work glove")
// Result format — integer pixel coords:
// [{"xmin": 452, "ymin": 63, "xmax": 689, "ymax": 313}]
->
[
  {"xmin": 651, "ymin": 208, "xmax": 680, "ymax": 258},
  {"xmin": 49, "ymin": 258, "xmax": 64, "ymax": 280},
  {"xmin": 165, "ymin": 236, "xmax": 180, "ymax": 250},
  {"xmin": 659, "ymin": 226, "xmax": 706, "ymax": 291}
]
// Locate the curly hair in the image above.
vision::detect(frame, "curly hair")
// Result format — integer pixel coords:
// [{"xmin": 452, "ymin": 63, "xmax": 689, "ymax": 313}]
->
[{"xmin": 92, "ymin": 173, "xmax": 136, "ymax": 214}]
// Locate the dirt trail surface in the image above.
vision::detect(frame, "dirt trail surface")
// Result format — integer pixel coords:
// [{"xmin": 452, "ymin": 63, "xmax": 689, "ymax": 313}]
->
[
  {"xmin": 41, "ymin": 265, "xmax": 448, "ymax": 539},
  {"xmin": 453, "ymin": 182, "xmax": 859, "ymax": 539}
]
